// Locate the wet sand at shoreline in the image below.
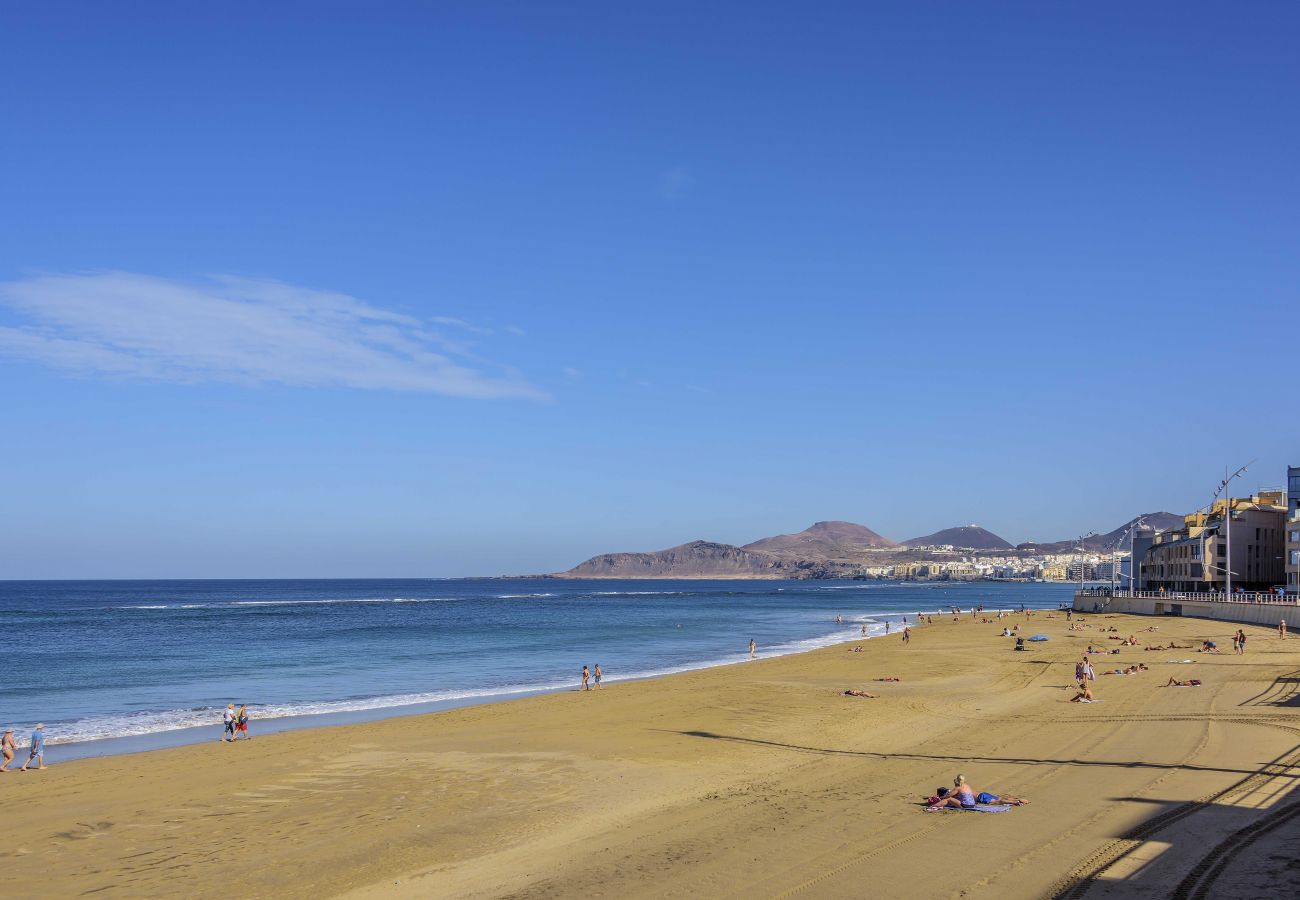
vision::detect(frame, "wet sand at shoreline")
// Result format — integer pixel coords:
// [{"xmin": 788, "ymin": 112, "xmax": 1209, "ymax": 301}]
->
[{"xmin": 3, "ymin": 610, "xmax": 1299, "ymax": 899}]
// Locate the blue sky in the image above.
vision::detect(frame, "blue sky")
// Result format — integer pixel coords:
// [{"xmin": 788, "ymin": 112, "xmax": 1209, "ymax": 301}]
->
[{"xmin": 2, "ymin": 3, "xmax": 1296, "ymax": 577}]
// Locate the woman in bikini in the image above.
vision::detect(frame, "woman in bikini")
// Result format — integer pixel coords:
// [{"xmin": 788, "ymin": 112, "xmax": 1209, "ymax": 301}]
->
[{"xmin": 1, "ymin": 728, "xmax": 15, "ymax": 771}]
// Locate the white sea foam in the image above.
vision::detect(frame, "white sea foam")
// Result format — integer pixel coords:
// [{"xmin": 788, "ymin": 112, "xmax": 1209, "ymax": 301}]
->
[
  {"xmin": 44, "ymin": 592, "xmax": 1061, "ymax": 749},
  {"xmin": 116, "ymin": 597, "xmax": 454, "ymax": 610},
  {"xmin": 589, "ymin": 590, "xmax": 692, "ymax": 596}
]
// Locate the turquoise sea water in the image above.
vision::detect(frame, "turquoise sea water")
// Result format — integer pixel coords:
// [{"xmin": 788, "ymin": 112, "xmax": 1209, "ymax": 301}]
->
[{"xmin": 0, "ymin": 578, "xmax": 1075, "ymax": 753}]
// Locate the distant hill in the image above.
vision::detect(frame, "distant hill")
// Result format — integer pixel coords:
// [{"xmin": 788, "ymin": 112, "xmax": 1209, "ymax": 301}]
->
[
  {"xmin": 902, "ymin": 524, "xmax": 1012, "ymax": 551},
  {"xmin": 1016, "ymin": 512, "xmax": 1184, "ymax": 553},
  {"xmin": 560, "ymin": 540, "xmax": 789, "ymax": 579},
  {"xmin": 557, "ymin": 513, "xmax": 1190, "ymax": 580},
  {"xmin": 743, "ymin": 520, "xmax": 897, "ymax": 557}
]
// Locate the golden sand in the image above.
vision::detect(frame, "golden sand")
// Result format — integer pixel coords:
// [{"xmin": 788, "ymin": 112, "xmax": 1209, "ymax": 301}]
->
[{"xmin": 3, "ymin": 611, "xmax": 1299, "ymax": 899}]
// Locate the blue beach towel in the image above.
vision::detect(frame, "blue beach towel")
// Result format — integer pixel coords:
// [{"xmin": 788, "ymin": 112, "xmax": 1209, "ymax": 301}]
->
[
  {"xmin": 1028, "ymin": 634, "xmax": 1049, "ymax": 642},
  {"xmin": 925, "ymin": 804, "xmax": 1014, "ymax": 813}
]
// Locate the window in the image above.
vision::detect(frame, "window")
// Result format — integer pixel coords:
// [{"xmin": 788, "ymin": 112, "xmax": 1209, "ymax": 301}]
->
[{"xmin": 1291, "ymin": 550, "xmax": 1300, "ymax": 566}]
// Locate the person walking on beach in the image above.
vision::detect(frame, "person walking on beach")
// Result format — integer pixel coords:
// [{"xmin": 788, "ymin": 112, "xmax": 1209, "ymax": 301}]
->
[
  {"xmin": 1084, "ymin": 659, "xmax": 1096, "ymax": 683},
  {"xmin": 902, "ymin": 626, "xmax": 911, "ymax": 645},
  {"xmin": 1, "ymin": 728, "xmax": 15, "ymax": 772},
  {"xmin": 235, "ymin": 704, "xmax": 249, "ymax": 739},
  {"xmin": 749, "ymin": 639, "xmax": 756, "ymax": 659},
  {"xmin": 222, "ymin": 704, "xmax": 236, "ymax": 742},
  {"xmin": 581, "ymin": 665, "xmax": 590, "ymax": 691},
  {"xmin": 19, "ymin": 724, "xmax": 45, "ymax": 771},
  {"xmin": 593, "ymin": 664, "xmax": 603, "ymax": 689}
]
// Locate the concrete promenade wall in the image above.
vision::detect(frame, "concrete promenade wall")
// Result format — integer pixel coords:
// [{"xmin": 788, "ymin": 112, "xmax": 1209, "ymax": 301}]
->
[{"xmin": 1073, "ymin": 591, "xmax": 1300, "ymax": 629}]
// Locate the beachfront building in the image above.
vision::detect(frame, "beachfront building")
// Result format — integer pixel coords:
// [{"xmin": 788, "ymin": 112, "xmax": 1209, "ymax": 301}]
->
[
  {"xmin": 1288, "ymin": 465, "xmax": 1300, "ymax": 520},
  {"xmin": 1140, "ymin": 491, "xmax": 1287, "ymax": 593},
  {"xmin": 1129, "ymin": 526, "xmax": 1156, "ymax": 591},
  {"xmin": 1287, "ymin": 515, "xmax": 1299, "ymax": 595}
]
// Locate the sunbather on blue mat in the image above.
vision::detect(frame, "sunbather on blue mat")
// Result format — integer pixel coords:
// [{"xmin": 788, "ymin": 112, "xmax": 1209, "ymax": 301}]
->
[{"xmin": 925, "ymin": 774, "xmax": 1029, "ymax": 811}]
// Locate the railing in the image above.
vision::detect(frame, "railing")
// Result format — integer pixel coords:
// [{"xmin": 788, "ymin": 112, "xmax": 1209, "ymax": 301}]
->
[{"xmin": 1077, "ymin": 588, "xmax": 1298, "ymax": 605}]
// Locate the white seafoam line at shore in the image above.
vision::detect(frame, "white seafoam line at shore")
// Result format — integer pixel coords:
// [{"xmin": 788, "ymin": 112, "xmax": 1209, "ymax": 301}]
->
[
  {"xmin": 35, "ymin": 617, "xmax": 921, "ymax": 747},
  {"xmin": 33, "ymin": 604, "xmax": 1060, "ymax": 748}
]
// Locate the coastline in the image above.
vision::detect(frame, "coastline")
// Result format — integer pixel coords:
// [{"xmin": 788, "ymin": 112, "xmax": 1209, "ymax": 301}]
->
[
  {"xmin": 6, "ymin": 609, "xmax": 1299, "ymax": 898},
  {"xmin": 41, "ymin": 605, "xmax": 971, "ymax": 762}
]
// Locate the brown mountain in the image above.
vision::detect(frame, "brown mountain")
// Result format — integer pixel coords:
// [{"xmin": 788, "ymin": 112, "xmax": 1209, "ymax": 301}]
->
[
  {"xmin": 742, "ymin": 521, "xmax": 897, "ymax": 557},
  {"xmin": 902, "ymin": 524, "xmax": 1013, "ymax": 551},
  {"xmin": 1015, "ymin": 512, "xmax": 1184, "ymax": 553},
  {"xmin": 560, "ymin": 540, "xmax": 790, "ymax": 579}
]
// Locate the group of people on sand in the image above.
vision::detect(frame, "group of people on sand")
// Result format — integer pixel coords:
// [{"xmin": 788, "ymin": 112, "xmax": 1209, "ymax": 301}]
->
[
  {"xmin": 924, "ymin": 774, "xmax": 1029, "ymax": 810},
  {"xmin": 222, "ymin": 704, "xmax": 251, "ymax": 741},
  {"xmin": 1, "ymin": 724, "xmax": 45, "ymax": 772},
  {"xmin": 580, "ymin": 664, "xmax": 603, "ymax": 690}
]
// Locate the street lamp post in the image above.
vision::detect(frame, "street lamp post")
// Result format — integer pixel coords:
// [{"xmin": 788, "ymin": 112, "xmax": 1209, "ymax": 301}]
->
[
  {"xmin": 1112, "ymin": 516, "xmax": 1146, "ymax": 596},
  {"xmin": 1077, "ymin": 532, "xmax": 1096, "ymax": 591},
  {"xmin": 1215, "ymin": 463, "xmax": 1251, "ymax": 597},
  {"xmin": 1129, "ymin": 516, "xmax": 1146, "ymax": 594}
]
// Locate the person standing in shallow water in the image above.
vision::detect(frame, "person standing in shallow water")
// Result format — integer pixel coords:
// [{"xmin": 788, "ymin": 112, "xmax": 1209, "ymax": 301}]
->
[
  {"xmin": 581, "ymin": 665, "xmax": 590, "ymax": 691},
  {"xmin": 749, "ymin": 639, "xmax": 756, "ymax": 659}
]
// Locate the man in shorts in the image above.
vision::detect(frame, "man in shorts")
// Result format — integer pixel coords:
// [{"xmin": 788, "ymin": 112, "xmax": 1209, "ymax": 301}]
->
[{"xmin": 20, "ymin": 724, "xmax": 45, "ymax": 771}]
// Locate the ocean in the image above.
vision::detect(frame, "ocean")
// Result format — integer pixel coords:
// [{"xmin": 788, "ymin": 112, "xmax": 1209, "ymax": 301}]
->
[{"xmin": 0, "ymin": 578, "xmax": 1076, "ymax": 757}]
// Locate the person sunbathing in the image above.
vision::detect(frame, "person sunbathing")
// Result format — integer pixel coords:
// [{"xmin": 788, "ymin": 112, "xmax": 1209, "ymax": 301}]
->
[
  {"xmin": 875, "ymin": 677, "xmax": 901, "ymax": 682},
  {"xmin": 1105, "ymin": 664, "xmax": 1148, "ymax": 675},
  {"xmin": 926, "ymin": 774, "xmax": 1029, "ymax": 810},
  {"xmin": 1200, "ymin": 641, "xmax": 1220, "ymax": 653},
  {"xmin": 843, "ymin": 689, "xmax": 878, "ymax": 698},
  {"xmin": 1165, "ymin": 678, "xmax": 1202, "ymax": 687}
]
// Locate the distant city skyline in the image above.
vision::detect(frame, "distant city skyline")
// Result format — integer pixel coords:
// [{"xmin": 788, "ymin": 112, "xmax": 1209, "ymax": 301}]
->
[{"xmin": 2, "ymin": 5, "xmax": 1296, "ymax": 578}]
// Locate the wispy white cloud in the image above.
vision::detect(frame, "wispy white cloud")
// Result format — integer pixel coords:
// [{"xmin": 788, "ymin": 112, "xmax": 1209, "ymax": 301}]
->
[
  {"xmin": 430, "ymin": 315, "xmax": 493, "ymax": 336},
  {"xmin": 658, "ymin": 166, "xmax": 694, "ymax": 200},
  {"xmin": 0, "ymin": 272, "xmax": 546, "ymax": 400},
  {"xmin": 561, "ymin": 366, "xmax": 582, "ymax": 380}
]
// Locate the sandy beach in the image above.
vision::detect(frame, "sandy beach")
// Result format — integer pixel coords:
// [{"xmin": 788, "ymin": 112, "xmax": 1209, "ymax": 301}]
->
[{"xmin": 4, "ymin": 609, "xmax": 1299, "ymax": 899}]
